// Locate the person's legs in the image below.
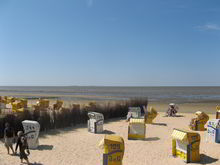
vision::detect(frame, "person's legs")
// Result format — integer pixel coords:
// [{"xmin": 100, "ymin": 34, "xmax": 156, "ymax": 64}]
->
[
  {"xmin": 20, "ymin": 158, "xmax": 23, "ymax": 163},
  {"xmin": 9, "ymin": 145, "xmax": 15, "ymax": 154},
  {"xmin": 21, "ymin": 151, "xmax": 30, "ymax": 164},
  {"xmin": 24, "ymin": 158, "xmax": 30, "ymax": 165},
  {"xmin": 5, "ymin": 145, "xmax": 9, "ymax": 154},
  {"xmin": 4, "ymin": 138, "xmax": 10, "ymax": 154}
]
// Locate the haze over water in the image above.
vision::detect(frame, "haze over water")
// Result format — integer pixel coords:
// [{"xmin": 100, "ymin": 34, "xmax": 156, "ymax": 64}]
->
[{"xmin": 0, "ymin": 86, "xmax": 220, "ymax": 103}]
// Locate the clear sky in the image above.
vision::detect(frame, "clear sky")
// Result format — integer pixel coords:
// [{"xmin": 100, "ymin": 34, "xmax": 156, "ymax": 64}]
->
[{"xmin": 0, "ymin": 0, "xmax": 220, "ymax": 86}]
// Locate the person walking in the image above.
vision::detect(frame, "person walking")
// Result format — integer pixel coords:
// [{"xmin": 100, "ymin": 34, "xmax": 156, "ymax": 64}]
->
[
  {"xmin": 15, "ymin": 131, "xmax": 30, "ymax": 164},
  {"xmin": 4, "ymin": 122, "xmax": 15, "ymax": 155}
]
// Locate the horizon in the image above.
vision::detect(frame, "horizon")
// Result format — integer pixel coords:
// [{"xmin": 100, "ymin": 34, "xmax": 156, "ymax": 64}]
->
[
  {"xmin": 1, "ymin": 0, "xmax": 220, "ymax": 86},
  {"xmin": 1, "ymin": 85, "xmax": 220, "ymax": 87}
]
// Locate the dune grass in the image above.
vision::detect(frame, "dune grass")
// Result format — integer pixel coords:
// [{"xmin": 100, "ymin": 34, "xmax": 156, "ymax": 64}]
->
[{"xmin": 0, "ymin": 98, "xmax": 148, "ymax": 138}]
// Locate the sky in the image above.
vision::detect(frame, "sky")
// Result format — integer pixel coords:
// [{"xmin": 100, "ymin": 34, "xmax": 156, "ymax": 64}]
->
[{"xmin": 0, "ymin": 0, "xmax": 220, "ymax": 86}]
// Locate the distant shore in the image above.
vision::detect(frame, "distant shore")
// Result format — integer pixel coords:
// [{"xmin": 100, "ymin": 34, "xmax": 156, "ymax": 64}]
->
[
  {"xmin": 1, "ymin": 93, "xmax": 218, "ymax": 114},
  {"xmin": 1, "ymin": 86, "xmax": 220, "ymax": 103},
  {"xmin": 0, "ymin": 86, "xmax": 219, "ymax": 114}
]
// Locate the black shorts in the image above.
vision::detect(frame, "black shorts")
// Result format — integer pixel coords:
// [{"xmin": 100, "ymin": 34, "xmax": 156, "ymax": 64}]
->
[{"xmin": 20, "ymin": 150, "xmax": 28, "ymax": 160}]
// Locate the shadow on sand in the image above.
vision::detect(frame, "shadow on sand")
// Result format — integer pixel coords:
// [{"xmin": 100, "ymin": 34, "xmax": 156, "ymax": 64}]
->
[
  {"xmin": 129, "ymin": 137, "xmax": 160, "ymax": 141},
  {"xmin": 198, "ymin": 154, "xmax": 219, "ymax": 164},
  {"xmin": 39, "ymin": 118, "xmax": 124, "ymax": 138},
  {"xmin": 152, "ymin": 123, "xmax": 167, "ymax": 126},
  {"xmin": 175, "ymin": 115, "xmax": 185, "ymax": 117},
  {"xmin": 39, "ymin": 124, "xmax": 86, "ymax": 138},
  {"xmin": 37, "ymin": 145, "xmax": 53, "ymax": 151},
  {"xmin": 143, "ymin": 137, "xmax": 160, "ymax": 141},
  {"xmin": 99, "ymin": 130, "xmax": 115, "ymax": 135},
  {"xmin": 163, "ymin": 115, "xmax": 184, "ymax": 118},
  {"xmin": 29, "ymin": 163, "xmax": 44, "ymax": 165}
]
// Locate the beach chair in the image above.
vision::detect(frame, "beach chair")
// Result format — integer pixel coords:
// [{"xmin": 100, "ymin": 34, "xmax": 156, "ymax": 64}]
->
[
  {"xmin": 53, "ymin": 100, "xmax": 63, "ymax": 110},
  {"xmin": 39, "ymin": 99, "xmax": 49, "ymax": 109},
  {"xmin": 144, "ymin": 106, "xmax": 158, "ymax": 124},
  {"xmin": 33, "ymin": 99, "xmax": 50, "ymax": 111},
  {"xmin": 22, "ymin": 120, "xmax": 41, "ymax": 149},
  {"xmin": 206, "ymin": 119, "xmax": 220, "ymax": 143},
  {"xmin": 5, "ymin": 97, "xmax": 16, "ymax": 104},
  {"xmin": 189, "ymin": 111, "xmax": 209, "ymax": 131},
  {"xmin": 172, "ymin": 128, "xmax": 200, "ymax": 163},
  {"xmin": 128, "ymin": 118, "xmax": 145, "ymax": 140},
  {"xmin": 126, "ymin": 107, "xmax": 142, "ymax": 121},
  {"xmin": 12, "ymin": 99, "xmax": 28, "ymax": 112},
  {"xmin": 88, "ymin": 112, "xmax": 104, "ymax": 133},
  {"xmin": 99, "ymin": 135, "xmax": 124, "ymax": 165}
]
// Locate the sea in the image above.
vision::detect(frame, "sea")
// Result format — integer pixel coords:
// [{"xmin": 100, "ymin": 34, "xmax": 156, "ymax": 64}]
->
[{"xmin": 0, "ymin": 86, "xmax": 220, "ymax": 103}]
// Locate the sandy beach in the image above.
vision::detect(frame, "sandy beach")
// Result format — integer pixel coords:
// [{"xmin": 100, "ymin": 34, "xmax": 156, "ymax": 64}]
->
[
  {"xmin": 1, "ymin": 0, "xmax": 220, "ymax": 164},
  {"xmin": 0, "ymin": 111, "xmax": 219, "ymax": 165}
]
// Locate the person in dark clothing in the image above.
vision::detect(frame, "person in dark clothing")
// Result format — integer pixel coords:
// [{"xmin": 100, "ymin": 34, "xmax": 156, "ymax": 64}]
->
[
  {"xmin": 15, "ymin": 131, "xmax": 30, "ymax": 164},
  {"xmin": 4, "ymin": 122, "xmax": 15, "ymax": 155},
  {"xmin": 167, "ymin": 103, "xmax": 178, "ymax": 117}
]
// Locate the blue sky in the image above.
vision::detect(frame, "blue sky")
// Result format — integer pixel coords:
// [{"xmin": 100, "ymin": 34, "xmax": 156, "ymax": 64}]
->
[{"xmin": 0, "ymin": 0, "xmax": 220, "ymax": 86}]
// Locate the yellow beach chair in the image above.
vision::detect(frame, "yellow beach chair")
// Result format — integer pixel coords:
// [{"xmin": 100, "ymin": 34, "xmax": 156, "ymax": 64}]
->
[
  {"xmin": 33, "ymin": 99, "xmax": 50, "ymax": 111},
  {"xmin": 53, "ymin": 100, "xmax": 63, "ymax": 110},
  {"xmin": 128, "ymin": 118, "xmax": 145, "ymax": 140},
  {"xmin": 12, "ymin": 99, "xmax": 28, "ymax": 112},
  {"xmin": 99, "ymin": 135, "xmax": 124, "ymax": 165},
  {"xmin": 189, "ymin": 111, "xmax": 209, "ymax": 131},
  {"xmin": 145, "ymin": 106, "xmax": 158, "ymax": 124},
  {"xmin": 172, "ymin": 128, "xmax": 200, "ymax": 163}
]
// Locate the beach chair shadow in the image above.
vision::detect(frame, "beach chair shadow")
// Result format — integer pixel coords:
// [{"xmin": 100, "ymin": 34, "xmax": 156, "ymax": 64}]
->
[
  {"xmin": 143, "ymin": 137, "xmax": 160, "ymax": 141},
  {"xmin": 100, "ymin": 130, "xmax": 115, "ymax": 135},
  {"xmin": 175, "ymin": 115, "xmax": 184, "ymax": 117},
  {"xmin": 152, "ymin": 123, "xmax": 167, "ymax": 126},
  {"xmin": 39, "ymin": 129, "xmax": 62, "ymax": 138},
  {"xmin": 37, "ymin": 145, "xmax": 53, "ymax": 151},
  {"xmin": 29, "ymin": 163, "xmax": 44, "ymax": 165},
  {"xmin": 198, "ymin": 154, "xmax": 218, "ymax": 164},
  {"xmin": 163, "ymin": 115, "xmax": 184, "ymax": 118}
]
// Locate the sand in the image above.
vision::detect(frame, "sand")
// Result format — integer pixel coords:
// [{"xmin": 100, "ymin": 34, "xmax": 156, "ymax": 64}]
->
[
  {"xmin": 149, "ymin": 102, "xmax": 218, "ymax": 114},
  {"xmin": 0, "ymin": 112, "xmax": 219, "ymax": 165}
]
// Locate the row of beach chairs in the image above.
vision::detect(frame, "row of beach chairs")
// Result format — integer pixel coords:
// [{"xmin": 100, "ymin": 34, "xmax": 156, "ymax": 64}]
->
[{"xmin": 88, "ymin": 105, "xmax": 220, "ymax": 165}]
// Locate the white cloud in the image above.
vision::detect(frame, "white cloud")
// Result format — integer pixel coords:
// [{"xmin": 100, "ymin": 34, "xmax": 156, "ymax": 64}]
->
[{"xmin": 197, "ymin": 23, "xmax": 220, "ymax": 31}]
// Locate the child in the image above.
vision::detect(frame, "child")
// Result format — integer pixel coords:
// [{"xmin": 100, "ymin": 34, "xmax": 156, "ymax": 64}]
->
[{"xmin": 15, "ymin": 131, "xmax": 30, "ymax": 164}]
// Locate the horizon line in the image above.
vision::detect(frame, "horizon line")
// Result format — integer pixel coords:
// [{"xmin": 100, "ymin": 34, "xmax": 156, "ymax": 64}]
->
[{"xmin": 0, "ymin": 85, "xmax": 220, "ymax": 87}]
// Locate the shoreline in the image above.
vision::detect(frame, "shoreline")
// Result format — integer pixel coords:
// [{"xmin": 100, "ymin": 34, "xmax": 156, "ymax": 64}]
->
[{"xmin": 0, "ymin": 93, "xmax": 219, "ymax": 114}]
